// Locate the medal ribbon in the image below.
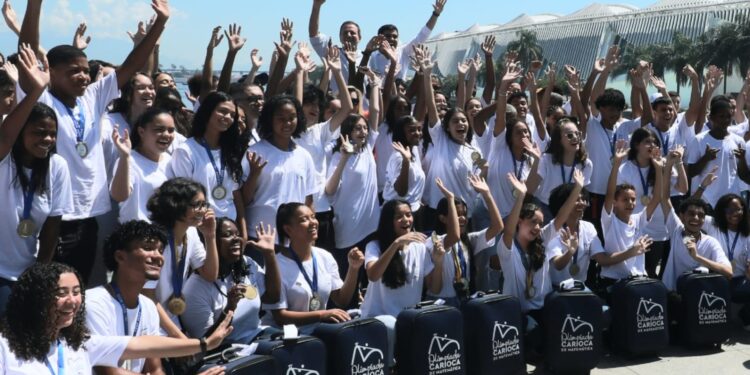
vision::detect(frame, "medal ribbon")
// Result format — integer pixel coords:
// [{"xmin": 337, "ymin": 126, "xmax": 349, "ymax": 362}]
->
[
  {"xmin": 168, "ymin": 230, "xmax": 188, "ymax": 298},
  {"xmin": 511, "ymin": 150, "xmax": 525, "ymax": 180},
  {"xmin": 635, "ymin": 162, "xmax": 650, "ymax": 199},
  {"xmin": 198, "ymin": 139, "xmax": 226, "ymax": 191},
  {"xmin": 21, "ymin": 174, "xmax": 36, "ymax": 222},
  {"xmin": 514, "ymin": 237, "xmax": 535, "ymax": 295},
  {"xmin": 655, "ymin": 127, "xmax": 669, "ymax": 156},
  {"xmin": 450, "ymin": 242, "xmax": 468, "ymax": 281},
  {"xmin": 111, "ymin": 282, "xmax": 142, "ymax": 336},
  {"xmin": 724, "ymin": 231, "xmax": 740, "ymax": 261},
  {"xmin": 559, "ymin": 161, "xmax": 577, "ymax": 184},
  {"xmin": 288, "ymin": 248, "xmax": 318, "ymax": 294},
  {"xmin": 44, "ymin": 340, "xmax": 64, "ymax": 375},
  {"xmin": 606, "ymin": 128, "xmax": 616, "ymax": 160},
  {"xmin": 63, "ymin": 99, "xmax": 86, "ymax": 144}
]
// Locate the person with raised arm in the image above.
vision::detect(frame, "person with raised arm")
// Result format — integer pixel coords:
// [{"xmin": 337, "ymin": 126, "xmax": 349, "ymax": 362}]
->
[
  {"xmin": 16, "ymin": 0, "xmax": 170, "ymax": 284},
  {"xmin": 0, "ymin": 44, "xmax": 72, "ymax": 315},
  {"xmin": 383, "ymin": 115, "xmax": 425, "ymax": 228},
  {"xmin": 308, "ymin": 0, "xmax": 362, "ymax": 92}
]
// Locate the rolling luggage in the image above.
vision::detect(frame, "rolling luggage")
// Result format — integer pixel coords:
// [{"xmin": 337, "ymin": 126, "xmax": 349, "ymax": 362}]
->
[
  {"xmin": 676, "ymin": 271, "xmax": 731, "ymax": 346},
  {"xmin": 462, "ymin": 292, "xmax": 524, "ymax": 375},
  {"xmin": 610, "ymin": 276, "xmax": 669, "ymax": 356},
  {"xmin": 198, "ymin": 351, "xmax": 276, "ymax": 374},
  {"xmin": 312, "ymin": 318, "xmax": 388, "ymax": 375},
  {"xmin": 543, "ymin": 281, "xmax": 603, "ymax": 373},
  {"xmin": 396, "ymin": 302, "xmax": 466, "ymax": 375},
  {"xmin": 255, "ymin": 334, "xmax": 327, "ymax": 375}
]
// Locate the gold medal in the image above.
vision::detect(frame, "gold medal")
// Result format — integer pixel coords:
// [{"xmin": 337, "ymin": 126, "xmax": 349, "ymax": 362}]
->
[
  {"xmin": 471, "ymin": 151, "xmax": 481, "ymax": 163},
  {"xmin": 167, "ymin": 295, "xmax": 186, "ymax": 315},
  {"xmin": 640, "ymin": 196, "xmax": 650, "ymax": 206},
  {"xmin": 243, "ymin": 284, "xmax": 258, "ymax": 300},
  {"xmin": 569, "ymin": 263, "xmax": 581, "ymax": 276},
  {"xmin": 16, "ymin": 219, "xmax": 35, "ymax": 238}
]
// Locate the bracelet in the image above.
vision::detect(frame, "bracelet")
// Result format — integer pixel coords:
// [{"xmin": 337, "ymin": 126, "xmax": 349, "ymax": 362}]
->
[
  {"xmin": 697, "ymin": 185, "xmax": 705, "ymax": 191},
  {"xmin": 198, "ymin": 337, "xmax": 208, "ymax": 358},
  {"xmin": 432, "ymin": 11, "xmax": 440, "ymax": 17}
]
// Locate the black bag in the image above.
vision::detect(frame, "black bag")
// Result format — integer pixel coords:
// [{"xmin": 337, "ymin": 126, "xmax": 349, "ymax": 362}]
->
[
  {"xmin": 396, "ymin": 302, "xmax": 466, "ymax": 375},
  {"xmin": 198, "ymin": 350, "xmax": 276, "ymax": 375},
  {"xmin": 461, "ymin": 292, "xmax": 524, "ymax": 375},
  {"xmin": 255, "ymin": 335, "xmax": 327, "ymax": 375},
  {"xmin": 610, "ymin": 276, "xmax": 669, "ymax": 356},
  {"xmin": 543, "ymin": 281, "xmax": 604, "ymax": 373},
  {"xmin": 312, "ymin": 318, "xmax": 389, "ymax": 375},
  {"xmin": 676, "ymin": 271, "xmax": 731, "ymax": 346}
]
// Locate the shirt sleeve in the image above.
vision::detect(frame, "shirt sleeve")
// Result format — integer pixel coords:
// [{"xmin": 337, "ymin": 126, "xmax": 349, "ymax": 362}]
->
[
  {"xmin": 309, "ymin": 33, "xmax": 331, "ymax": 59},
  {"xmin": 468, "ymin": 229, "xmax": 496, "ymax": 255},
  {"xmin": 166, "ymin": 144, "xmax": 193, "ymax": 179},
  {"xmin": 181, "ymin": 278, "xmax": 214, "ymax": 338},
  {"xmin": 85, "ymin": 72, "xmax": 121, "ymax": 120},
  {"xmin": 84, "ymin": 298, "xmax": 113, "ymax": 336},
  {"xmin": 364, "ymin": 240, "xmax": 381, "ymax": 265},
  {"xmin": 49, "ymin": 157, "xmax": 74, "ymax": 216},
  {"xmin": 86, "ymin": 335, "xmax": 130, "ymax": 368},
  {"xmin": 188, "ymin": 230, "xmax": 207, "ymax": 270},
  {"xmin": 321, "ymin": 250, "xmax": 344, "ymax": 291},
  {"xmin": 665, "ymin": 207, "xmax": 681, "ymax": 233},
  {"xmin": 686, "ymin": 137, "xmax": 702, "ymax": 164}
]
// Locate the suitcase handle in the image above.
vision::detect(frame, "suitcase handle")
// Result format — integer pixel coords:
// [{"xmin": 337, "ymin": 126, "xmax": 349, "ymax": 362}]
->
[
  {"xmin": 557, "ymin": 280, "xmax": 586, "ymax": 291},
  {"xmin": 415, "ymin": 299, "xmax": 437, "ymax": 308}
]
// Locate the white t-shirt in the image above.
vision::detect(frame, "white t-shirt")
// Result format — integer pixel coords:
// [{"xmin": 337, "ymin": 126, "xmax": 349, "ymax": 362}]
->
[
  {"xmin": 595, "ymin": 207, "xmax": 649, "ymax": 279},
  {"xmin": 243, "ymin": 140, "xmax": 317, "ymax": 238},
  {"xmin": 487, "ymin": 131, "xmax": 532, "ymax": 218},
  {"xmin": 114, "ymin": 151, "xmax": 170, "ymax": 223},
  {"xmin": 360, "ymin": 239, "xmax": 435, "ymax": 318},
  {"xmin": 535, "ymin": 154, "xmax": 593, "ymax": 205},
  {"xmin": 297, "ymin": 120, "xmax": 337, "ymax": 212},
  {"xmin": 167, "ymin": 138, "xmax": 240, "ymax": 220},
  {"xmin": 382, "ymin": 147, "xmax": 425, "ymax": 212},
  {"xmin": 427, "ymin": 230, "xmax": 495, "ymax": 299},
  {"xmin": 473, "ymin": 125, "xmax": 494, "ymax": 162},
  {"xmin": 545, "ymin": 221, "xmax": 603, "ymax": 285},
  {"xmin": 147, "ymin": 227, "xmax": 207, "ymax": 327},
  {"xmin": 17, "ymin": 72, "xmax": 120, "ymax": 219},
  {"xmin": 584, "ymin": 117, "xmax": 623, "ymax": 194},
  {"xmin": 686, "ymin": 131, "xmax": 745, "ymax": 207},
  {"xmin": 0, "ymin": 154, "xmax": 73, "ymax": 280},
  {"xmin": 374, "ymin": 123, "xmax": 394, "ymax": 192},
  {"xmin": 182, "ymin": 256, "xmax": 267, "ymax": 343},
  {"xmin": 703, "ymin": 216, "xmax": 750, "ymax": 278},
  {"xmin": 326, "ymin": 132, "xmax": 381, "ymax": 248},
  {"xmin": 662, "ymin": 209, "xmax": 730, "ymax": 290},
  {"xmin": 496, "ymin": 239, "xmax": 553, "ymax": 312},
  {"xmin": 85, "ymin": 286, "xmax": 161, "ymax": 373},
  {"xmin": 616, "ymin": 161, "xmax": 670, "ymax": 241},
  {"xmin": 423, "ymin": 122, "xmax": 480, "ymax": 214},
  {"xmin": 368, "ymin": 26, "xmax": 431, "ymax": 80},
  {"xmin": 309, "ymin": 35, "xmax": 357, "ymax": 93},
  {"xmin": 0, "ymin": 335, "xmax": 129, "ymax": 375},
  {"xmin": 261, "ymin": 247, "xmax": 343, "ymax": 330}
]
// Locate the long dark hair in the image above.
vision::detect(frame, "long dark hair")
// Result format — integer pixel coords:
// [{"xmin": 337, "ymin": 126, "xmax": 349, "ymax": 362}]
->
[
  {"xmin": 110, "ymin": 72, "xmax": 151, "ymax": 116},
  {"xmin": 385, "ymin": 95, "xmax": 409, "ymax": 133},
  {"xmin": 627, "ymin": 127, "xmax": 659, "ymax": 186},
  {"xmin": 11, "ymin": 103, "xmax": 56, "ymax": 194},
  {"xmin": 130, "ymin": 107, "xmax": 173, "ymax": 149},
  {"xmin": 392, "ymin": 115, "xmax": 419, "ymax": 161},
  {"xmin": 546, "ymin": 117, "xmax": 588, "ymax": 165},
  {"xmin": 1, "ymin": 262, "xmax": 89, "ymax": 361},
  {"xmin": 441, "ymin": 108, "xmax": 473, "ymax": 144},
  {"xmin": 519, "ymin": 203, "xmax": 545, "ymax": 271},
  {"xmin": 154, "ymin": 86, "xmax": 192, "ymax": 137},
  {"xmin": 332, "ymin": 114, "xmax": 369, "ymax": 153},
  {"xmin": 505, "ymin": 119, "xmax": 530, "ymax": 152},
  {"xmin": 436, "ymin": 197, "xmax": 476, "ymax": 291},
  {"xmin": 276, "ymin": 202, "xmax": 307, "ymax": 246},
  {"xmin": 713, "ymin": 193, "xmax": 750, "ymax": 236},
  {"xmin": 257, "ymin": 95, "xmax": 306, "ymax": 141},
  {"xmin": 191, "ymin": 91, "xmax": 244, "ymax": 183},
  {"xmin": 377, "ymin": 200, "xmax": 412, "ymax": 289}
]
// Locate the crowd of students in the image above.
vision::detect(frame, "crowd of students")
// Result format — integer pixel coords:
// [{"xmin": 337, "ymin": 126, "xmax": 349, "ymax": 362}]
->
[{"xmin": 1, "ymin": 0, "xmax": 750, "ymax": 373}]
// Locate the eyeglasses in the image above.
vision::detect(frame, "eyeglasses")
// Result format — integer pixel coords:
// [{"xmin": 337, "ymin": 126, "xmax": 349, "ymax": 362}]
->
[
  {"xmin": 188, "ymin": 201, "xmax": 210, "ymax": 210},
  {"xmin": 564, "ymin": 131, "xmax": 582, "ymax": 140}
]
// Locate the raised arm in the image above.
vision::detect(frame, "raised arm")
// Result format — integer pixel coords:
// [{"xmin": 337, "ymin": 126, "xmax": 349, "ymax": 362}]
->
[
  {"xmin": 199, "ymin": 26, "xmax": 223, "ymax": 102},
  {"xmin": 326, "ymin": 47, "xmax": 354, "ymax": 132},
  {"xmin": 551, "ymin": 169, "xmax": 585, "ymax": 232},
  {"xmin": 325, "ymin": 137, "xmax": 353, "ymax": 196},
  {"xmin": 501, "ymin": 174, "xmax": 528, "ymax": 248},
  {"xmin": 470, "ymin": 174, "xmax": 504, "ymax": 240},
  {"xmin": 18, "ymin": 0, "xmax": 41, "ymax": 54},
  {"xmin": 245, "ymin": 49, "xmax": 263, "ymax": 88},
  {"xmin": 682, "ymin": 64, "xmax": 701, "ymax": 127},
  {"xmin": 418, "ymin": 45, "xmax": 440, "ymax": 127},
  {"xmin": 581, "ymin": 58, "xmax": 603, "ymax": 112},
  {"xmin": 425, "ymin": 0, "xmax": 446, "ymax": 31},
  {"xmin": 116, "ymin": 0, "xmax": 170, "ymax": 89},
  {"xmin": 362, "ymin": 67, "xmax": 383, "ymax": 130},
  {"xmin": 644, "ymin": 149, "xmax": 663, "ymax": 220},
  {"xmin": 391, "ymin": 142, "xmax": 412, "ymax": 196},
  {"xmin": 266, "ymin": 19, "xmax": 293, "ymax": 97},
  {"xmin": 217, "ymin": 23, "xmax": 246, "ymax": 93},
  {"xmin": 435, "ymin": 178, "xmax": 460, "ymax": 249},
  {"xmin": 604, "ymin": 139, "xmax": 628, "ymax": 214},
  {"xmin": 308, "ymin": 0, "xmax": 325, "ymax": 38},
  {"xmin": 590, "ymin": 45, "xmax": 619, "ymax": 119},
  {"xmin": 636, "ymin": 68, "xmax": 654, "ymax": 126},
  {"xmin": 241, "ymin": 152, "xmax": 267, "ymax": 204},
  {"xmin": 481, "ymin": 35, "xmax": 496, "ymax": 105},
  {"xmin": 2, "ymin": 0, "xmax": 20, "ymax": 36},
  {"xmin": 109, "ymin": 128, "xmax": 132, "ymax": 202},
  {"xmin": 493, "ymin": 63, "xmax": 523, "ymax": 137},
  {"xmin": 465, "ymin": 55, "xmax": 480, "ymax": 103},
  {"xmin": 330, "ymin": 247, "xmax": 364, "ymax": 307},
  {"xmin": 735, "ymin": 69, "xmax": 750, "ymax": 125},
  {"xmin": 525, "ymin": 71, "xmax": 546, "ymax": 140},
  {"xmin": 552, "ymin": 227, "xmax": 579, "ymax": 270},
  {"xmin": 455, "ymin": 60, "xmax": 469, "ymax": 111},
  {"xmin": 564, "ymin": 65, "xmax": 589, "ymax": 128}
]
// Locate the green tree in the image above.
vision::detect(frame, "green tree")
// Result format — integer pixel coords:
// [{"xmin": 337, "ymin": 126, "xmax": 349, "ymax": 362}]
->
[{"xmin": 506, "ymin": 29, "xmax": 543, "ymax": 70}]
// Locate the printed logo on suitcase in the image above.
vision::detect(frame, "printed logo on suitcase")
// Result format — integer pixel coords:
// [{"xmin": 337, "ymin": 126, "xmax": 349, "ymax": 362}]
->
[
  {"xmin": 698, "ymin": 291, "xmax": 727, "ymax": 325},
  {"xmin": 491, "ymin": 321, "xmax": 521, "ymax": 360},
  {"xmin": 636, "ymin": 297, "xmax": 666, "ymax": 333},
  {"xmin": 285, "ymin": 364, "xmax": 320, "ymax": 375},
  {"xmin": 427, "ymin": 334, "xmax": 463, "ymax": 373},
  {"xmin": 350, "ymin": 342, "xmax": 386, "ymax": 375},
  {"xmin": 560, "ymin": 314, "xmax": 595, "ymax": 353}
]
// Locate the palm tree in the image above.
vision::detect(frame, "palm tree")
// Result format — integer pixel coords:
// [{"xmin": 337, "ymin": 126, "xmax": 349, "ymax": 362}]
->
[
  {"xmin": 506, "ymin": 29, "xmax": 543, "ymax": 70},
  {"xmin": 669, "ymin": 31, "xmax": 698, "ymax": 94}
]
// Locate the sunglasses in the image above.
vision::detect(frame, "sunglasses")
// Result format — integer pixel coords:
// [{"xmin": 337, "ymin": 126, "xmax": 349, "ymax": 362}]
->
[{"xmin": 564, "ymin": 131, "xmax": 582, "ymax": 140}]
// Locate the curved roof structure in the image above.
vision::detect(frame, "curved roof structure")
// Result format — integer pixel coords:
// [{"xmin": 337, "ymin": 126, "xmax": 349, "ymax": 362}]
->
[{"xmin": 560, "ymin": 3, "xmax": 639, "ymax": 20}]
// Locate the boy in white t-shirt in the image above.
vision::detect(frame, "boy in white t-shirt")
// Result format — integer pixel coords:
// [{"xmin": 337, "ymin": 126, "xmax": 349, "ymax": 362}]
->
[
  {"xmin": 16, "ymin": 0, "xmax": 170, "ymax": 283},
  {"xmin": 86, "ymin": 221, "xmax": 167, "ymax": 374}
]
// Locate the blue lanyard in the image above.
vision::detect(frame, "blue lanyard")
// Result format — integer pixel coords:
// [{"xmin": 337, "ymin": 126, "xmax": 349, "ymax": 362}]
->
[
  {"xmin": 634, "ymin": 162, "xmax": 649, "ymax": 198},
  {"xmin": 559, "ymin": 161, "xmax": 577, "ymax": 184},
  {"xmin": 511, "ymin": 151, "xmax": 525, "ymax": 180},
  {"xmin": 44, "ymin": 340, "xmax": 64, "ymax": 375},
  {"xmin": 723, "ymin": 231, "xmax": 740, "ymax": 261},
  {"xmin": 453, "ymin": 243, "xmax": 468, "ymax": 278},
  {"xmin": 513, "ymin": 237, "xmax": 531, "ymax": 272},
  {"xmin": 21, "ymin": 174, "xmax": 36, "ymax": 221},
  {"xmin": 168, "ymin": 230, "xmax": 188, "ymax": 298},
  {"xmin": 654, "ymin": 127, "xmax": 669, "ymax": 156},
  {"xmin": 110, "ymin": 282, "xmax": 142, "ymax": 336},
  {"xmin": 605, "ymin": 127, "xmax": 615, "ymax": 159},
  {"xmin": 198, "ymin": 139, "xmax": 225, "ymax": 187},
  {"xmin": 288, "ymin": 248, "xmax": 318, "ymax": 293},
  {"xmin": 63, "ymin": 99, "xmax": 85, "ymax": 143}
]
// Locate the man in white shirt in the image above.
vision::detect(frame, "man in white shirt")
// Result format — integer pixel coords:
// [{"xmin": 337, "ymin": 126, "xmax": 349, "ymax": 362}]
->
[
  {"xmin": 86, "ymin": 220, "xmax": 167, "ymax": 374},
  {"xmin": 308, "ymin": 0, "xmax": 362, "ymax": 92}
]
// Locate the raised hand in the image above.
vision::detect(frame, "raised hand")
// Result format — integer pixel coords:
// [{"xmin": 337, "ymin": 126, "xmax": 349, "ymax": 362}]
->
[
  {"xmin": 198, "ymin": 208, "xmax": 217, "ymax": 237},
  {"xmin": 614, "ymin": 139, "xmax": 629, "ymax": 162},
  {"xmin": 529, "ymin": 59, "xmax": 543, "ymax": 73},
  {"xmin": 347, "ymin": 247, "xmax": 365, "ymax": 269},
  {"xmin": 431, "ymin": 236, "xmax": 446, "ymax": 263},
  {"xmin": 364, "ymin": 35, "xmax": 385, "ymax": 54},
  {"xmin": 112, "ymin": 127, "xmax": 132, "ymax": 157},
  {"xmin": 274, "ymin": 19, "xmax": 294, "ymax": 57},
  {"xmin": 207, "ymin": 26, "xmax": 224, "ymax": 50},
  {"xmin": 501, "ymin": 63, "xmax": 523, "ymax": 86},
  {"xmin": 246, "ymin": 151, "xmax": 267, "ymax": 178},
  {"xmin": 472, "ymin": 54, "xmax": 482, "ymax": 71},
  {"xmin": 507, "ymin": 173, "xmax": 527, "ymax": 197},
  {"xmin": 342, "ymin": 41, "xmax": 358, "ymax": 64},
  {"xmin": 151, "ymin": 0, "xmax": 170, "ymax": 20},
  {"xmin": 248, "ymin": 223, "xmax": 276, "ymax": 254},
  {"xmin": 603, "ymin": 45, "xmax": 620, "ymax": 71},
  {"xmin": 358, "ymin": 66, "xmax": 381, "ymax": 87},
  {"xmin": 699, "ymin": 165, "xmax": 719, "ymax": 190},
  {"xmin": 432, "ymin": 0, "xmax": 447, "ymax": 16},
  {"xmin": 629, "ymin": 68, "xmax": 644, "ymax": 89},
  {"xmin": 650, "ymin": 75, "xmax": 668, "ymax": 92},
  {"xmin": 326, "ymin": 46, "xmax": 342, "ymax": 72},
  {"xmin": 456, "ymin": 60, "xmax": 470, "ymax": 75},
  {"xmin": 72, "ymin": 22, "xmax": 91, "ymax": 50},
  {"xmin": 435, "ymin": 177, "xmax": 454, "ymax": 199},
  {"xmin": 250, "ymin": 49, "xmax": 263, "ymax": 70},
  {"xmin": 2, "ymin": 0, "xmax": 19, "ymax": 33},
  {"xmin": 481, "ymin": 35, "xmax": 496, "ymax": 56},
  {"xmin": 339, "ymin": 134, "xmax": 355, "ymax": 154},
  {"xmin": 16, "ymin": 43, "xmax": 48, "ymax": 91},
  {"xmin": 469, "ymin": 174, "xmax": 490, "ymax": 194},
  {"xmin": 127, "ymin": 20, "xmax": 147, "ymax": 46},
  {"xmin": 380, "ymin": 39, "xmax": 397, "ymax": 63},
  {"xmin": 523, "ymin": 71, "xmax": 537, "ymax": 91},
  {"xmin": 392, "ymin": 141, "xmax": 412, "ymax": 160},
  {"xmin": 560, "ymin": 227, "xmax": 579, "ymax": 255},
  {"xmin": 2, "ymin": 61, "xmax": 18, "ymax": 84},
  {"xmin": 704, "ymin": 144, "xmax": 719, "ymax": 161},
  {"xmin": 572, "ymin": 168, "xmax": 584, "ymax": 188},
  {"xmin": 682, "ymin": 64, "xmax": 698, "ymax": 81},
  {"xmin": 631, "ymin": 235, "xmax": 653, "ymax": 256},
  {"xmin": 224, "ymin": 23, "xmax": 246, "ymax": 53}
]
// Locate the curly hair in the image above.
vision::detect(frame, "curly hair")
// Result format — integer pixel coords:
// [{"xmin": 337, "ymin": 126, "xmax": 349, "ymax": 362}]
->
[
  {"xmin": 154, "ymin": 86, "xmax": 192, "ymax": 137},
  {"xmin": 148, "ymin": 177, "xmax": 207, "ymax": 228},
  {"xmin": 103, "ymin": 220, "xmax": 168, "ymax": 272},
  {"xmin": 11, "ymin": 102, "xmax": 57, "ymax": 194},
  {"xmin": 713, "ymin": 194, "xmax": 750, "ymax": 236},
  {"xmin": 546, "ymin": 118, "xmax": 588, "ymax": 165},
  {"xmin": 1, "ymin": 262, "xmax": 89, "ymax": 362},
  {"xmin": 377, "ymin": 200, "xmax": 412, "ymax": 289},
  {"xmin": 191, "ymin": 91, "xmax": 245, "ymax": 183},
  {"xmin": 257, "ymin": 95, "xmax": 306, "ymax": 141},
  {"xmin": 216, "ymin": 217, "xmax": 250, "ymax": 282},
  {"xmin": 519, "ymin": 203, "xmax": 545, "ymax": 271},
  {"xmin": 594, "ymin": 88, "xmax": 626, "ymax": 111}
]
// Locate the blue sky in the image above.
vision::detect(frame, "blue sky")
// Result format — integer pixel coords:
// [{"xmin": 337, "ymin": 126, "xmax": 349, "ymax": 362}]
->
[{"xmin": 0, "ymin": 0, "xmax": 657, "ymax": 71}]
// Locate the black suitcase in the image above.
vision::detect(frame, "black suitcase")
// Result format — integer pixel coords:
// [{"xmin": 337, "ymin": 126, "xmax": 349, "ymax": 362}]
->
[
  {"xmin": 676, "ymin": 271, "xmax": 731, "ymax": 346},
  {"xmin": 610, "ymin": 276, "xmax": 669, "ymax": 356},
  {"xmin": 255, "ymin": 335, "xmax": 327, "ymax": 375},
  {"xmin": 198, "ymin": 351, "xmax": 276, "ymax": 374},
  {"xmin": 396, "ymin": 302, "xmax": 466, "ymax": 375},
  {"xmin": 462, "ymin": 292, "xmax": 524, "ymax": 375},
  {"xmin": 543, "ymin": 281, "xmax": 604, "ymax": 373},
  {"xmin": 312, "ymin": 318, "xmax": 388, "ymax": 375}
]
